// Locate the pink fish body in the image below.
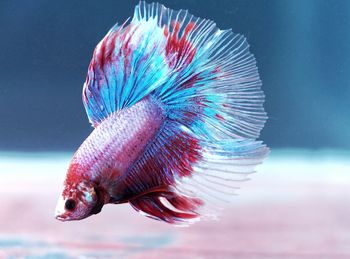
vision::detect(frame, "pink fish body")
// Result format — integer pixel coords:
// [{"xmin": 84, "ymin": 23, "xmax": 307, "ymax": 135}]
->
[{"xmin": 55, "ymin": 1, "xmax": 268, "ymax": 225}]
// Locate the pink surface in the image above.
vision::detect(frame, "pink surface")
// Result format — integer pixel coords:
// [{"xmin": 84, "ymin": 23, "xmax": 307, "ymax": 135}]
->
[{"xmin": 0, "ymin": 152, "xmax": 349, "ymax": 258}]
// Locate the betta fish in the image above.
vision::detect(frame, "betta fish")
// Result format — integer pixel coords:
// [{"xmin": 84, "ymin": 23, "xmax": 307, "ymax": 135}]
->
[{"xmin": 55, "ymin": 1, "xmax": 269, "ymax": 225}]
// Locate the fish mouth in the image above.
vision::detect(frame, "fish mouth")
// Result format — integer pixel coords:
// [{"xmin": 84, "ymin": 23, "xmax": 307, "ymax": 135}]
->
[{"xmin": 55, "ymin": 213, "xmax": 68, "ymax": 221}]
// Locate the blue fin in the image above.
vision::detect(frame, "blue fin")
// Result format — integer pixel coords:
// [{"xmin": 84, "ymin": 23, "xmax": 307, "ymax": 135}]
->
[
  {"xmin": 82, "ymin": 10, "xmax": 170, "ymax": 126},
  {"xmin": 83, "ymin": 2, "xmax": 266, "ymax": 140}
]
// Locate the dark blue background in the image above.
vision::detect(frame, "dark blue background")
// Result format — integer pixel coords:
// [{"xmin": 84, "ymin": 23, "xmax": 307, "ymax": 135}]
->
[{"xmin": 0, "ymin": 0, "xmax": 348, "ymax": 151}]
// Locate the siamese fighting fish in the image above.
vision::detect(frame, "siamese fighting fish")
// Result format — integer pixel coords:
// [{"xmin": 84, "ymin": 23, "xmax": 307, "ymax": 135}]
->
[{"xmin": 55, "ymin": 1, "xmax": 269, "ymax": 225}]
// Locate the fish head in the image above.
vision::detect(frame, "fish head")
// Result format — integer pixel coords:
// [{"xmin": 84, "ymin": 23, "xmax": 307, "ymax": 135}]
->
[{"xmin": 55, "ymin": 181, "xmax": 102, "ymax": 221}]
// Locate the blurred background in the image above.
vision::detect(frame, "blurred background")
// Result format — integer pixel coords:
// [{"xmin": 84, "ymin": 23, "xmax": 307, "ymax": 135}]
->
[{"xmin": 0, "ymin": 0, "xmax": 349, "ymax": 258}]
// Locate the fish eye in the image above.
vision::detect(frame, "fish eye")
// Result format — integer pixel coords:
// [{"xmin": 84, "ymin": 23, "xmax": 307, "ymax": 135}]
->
[{"xmin": 65, "ymin": 199, "xmax": 76, "ymax": 211}]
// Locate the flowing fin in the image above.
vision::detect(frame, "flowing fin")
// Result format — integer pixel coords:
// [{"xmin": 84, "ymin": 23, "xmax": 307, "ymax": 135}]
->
[
  {"xmin": 83, "ymin": 1, "xmax": 269, "ymax": 224},
  {"xmin": 113, "ymin": 120, "xmax": 268, "ymax": 224},
  {"xmin": 175, "ymin": 139, "xmax": 269, "ymax": 213},
  {"xmin": 129, "ymin": 189, "xmax": 202, "ymax": 225},
  {"xmin": 83, "ymin": 2, "xmax": 266, "ymax": 137},
  {"xmin": 83, "ymin": 13, "xmax": 170, "ymax": 126},
  {"xmin": 132, "ymin": 1, "xmax": 267, "ymax": 140}
]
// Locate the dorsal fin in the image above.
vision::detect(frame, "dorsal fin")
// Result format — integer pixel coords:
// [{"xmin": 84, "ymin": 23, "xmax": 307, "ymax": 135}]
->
[
  {"xmin": 82, "ymin": 13, "xmax": 170, "ymax": 127},
  {"xmin": 83, "ymin": 2, "xmax": 266, "ymax": 140}
]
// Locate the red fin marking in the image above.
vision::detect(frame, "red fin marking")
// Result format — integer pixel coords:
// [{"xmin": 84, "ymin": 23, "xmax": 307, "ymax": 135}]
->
[
  {"xmin": 117, "ymin": 129, "xmax": 202, "ymax": 202},
  {"xmin": 215, "ymin": 113, "xmax": 225, "ymax": 121},
  {"xmin": 181, "ymin": 73, "xmax": 201, "ymax": 89},
  {"xmin": 103, "ymin": 32, "xmax": 118, "ymax": 65},
  {"xmin": 92, "ymin": 24, "xmax": 138, "ymax": 70},
  {"xmin": 164, "ymin": 22, "xmax": 197, "ymax": 67},
  {"xmin": 97, "ymin": 37, "xmax": 108, "ymax": 68},
  {"xmin": 129, "ymin": 191, "xmax": 200, "ymax": 223},
  {"xmin": 162, "ymin": 131, "xmax": 202, "ymax": 177},
  {"xmin": 165, "ymin": 193, "xmax": 203, "ymax": 212},
  {"xmin": 164, "ymin": 26, "xmax": 169, "ymax": 37},
  {"xmin": 118, "ymin": 25, "xmax": 139, "ymax": 57}
]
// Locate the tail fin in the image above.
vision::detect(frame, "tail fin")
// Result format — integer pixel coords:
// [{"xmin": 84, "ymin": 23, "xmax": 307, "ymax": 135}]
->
[
  {"xmin": 83, "ymin": 2, "xmax": 269, "ymax": 224},
  {"xmin": 133, "ymin": 2, "xmax": 269, "ymax": 217}
]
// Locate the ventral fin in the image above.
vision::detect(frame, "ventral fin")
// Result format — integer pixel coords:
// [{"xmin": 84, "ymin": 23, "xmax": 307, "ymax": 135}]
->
[{"xmin": 129, "ymin": 188, "xmax": 202, "ymax": 225}]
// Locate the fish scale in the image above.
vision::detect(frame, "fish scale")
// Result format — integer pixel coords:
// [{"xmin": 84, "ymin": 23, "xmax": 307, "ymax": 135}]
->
[{"xmin": 71, "ymin": 97, "xmax": 164, "ymax": 182}]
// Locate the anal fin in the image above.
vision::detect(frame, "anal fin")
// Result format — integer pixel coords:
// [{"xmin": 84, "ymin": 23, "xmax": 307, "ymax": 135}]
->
[{"xmin": 129, "ymin": 189, "xmax": 203, "ymax": 225}]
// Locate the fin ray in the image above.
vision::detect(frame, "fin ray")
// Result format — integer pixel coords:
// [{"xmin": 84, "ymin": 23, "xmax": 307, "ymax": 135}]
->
[{"xmin": 129, "ymin": 190, "xmax": 201, "ymax": 225}]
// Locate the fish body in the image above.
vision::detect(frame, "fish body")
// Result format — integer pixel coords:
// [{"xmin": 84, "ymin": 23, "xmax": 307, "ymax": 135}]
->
[
  {"xmin": 55, "ymin": 1, "xmax": 269, "ymax": 225},
  {"xmin": 56, "ymin": 97, "xmax": 164, "ymax": 219},
  {"xmin": 69, "ymin": 97, "xmax": 163, "ymax": 188}
]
